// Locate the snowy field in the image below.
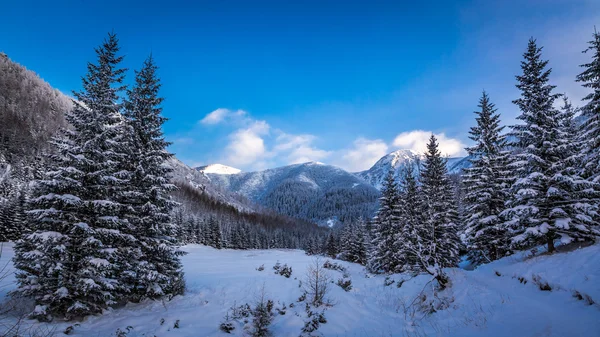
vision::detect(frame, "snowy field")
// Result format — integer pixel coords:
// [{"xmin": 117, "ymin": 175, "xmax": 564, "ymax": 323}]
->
[{"xmin": 1, "ymin": 242, "xmax": 599, "ymax": 337}]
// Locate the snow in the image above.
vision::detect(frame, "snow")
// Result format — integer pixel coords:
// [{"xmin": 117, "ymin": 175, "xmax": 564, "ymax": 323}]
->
[
  {"xmin": 196, "ymin": 164, "xmax": 241, "ymax": 175},
  {"xmin": 1, "ymin": 242, "xmax": 599, "ymax": 337}
]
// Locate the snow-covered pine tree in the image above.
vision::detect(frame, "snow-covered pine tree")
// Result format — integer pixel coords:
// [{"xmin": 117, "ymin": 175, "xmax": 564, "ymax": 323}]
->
[
  {"xmin": 463, "ymin": 92, "xmax": 511, "ymax": 265},
  {"xmin": 368, "ymin": 170, "xmax": 402, "ymax": 273},
  {"xmin": 502, "ymin": 39, "xmax": 598, "ymax": 253},
  {"xmin": 209, "ymin": 217, "xmax": 223, "ymax": 249},
  {"xmin": 557, "ymin": 96, "xmax": 599, "ymax": 243},
  {"xmin": 412, "ymin": 135, "xmax": 460, "ymax": 286},
  {"xmin": 325, "ymin": 232, "xmax": 337, "ymax": 258},
  {"xmin": 13, "ymin": 33, "xmax": 134, "ymax": 320},
  {"xmin": 395, "ymin": 165, "xmax": 425, "ymax": 272},
  {"xmin": 339, "ymin": 218, "xmax": 367, "ymax": 264},
  {"xmin": 122, "ymin": 55, "xmax": 185, "ymax": 300},
  {"xmin": 577, "ymin": 29, "xmax": 600, "ymax": 182}
]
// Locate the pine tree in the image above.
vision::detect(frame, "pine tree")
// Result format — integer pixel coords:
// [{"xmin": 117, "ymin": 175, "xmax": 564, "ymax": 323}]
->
[
  {"xmin": 368, "ymin": 170, "xmax": 402, "ymax": 273},
  {"xmin": 463, "ymin": 92, "xmax": 511, "ymax": 265},
  {"xmin": 502, "ymin": 39, "xmax": 598, "ymax": 253},
  {"xmin": 209, "ymin": 217, "xmax": 223, "ymax": 249},
  {"xmin": 325, "ymin": 232, "xmax": 337, "ymax": 258},
  {"xmin": 395, "ymin": 165, "xmax": 425, "ymax": 272},
  {"xmin": 577, "ymin": 29, "xmax": 600, "ymax": 182},
  {"xmin": 13, "ymin": 33, "xmax": 134, "ymax": 320},
  {"xmin": 410, "ymin": 135, "xmax": 460, "ymax": 287},
  {"xmin": 123, "ymin": 55, "xmax": 185, "ymax": 300}
]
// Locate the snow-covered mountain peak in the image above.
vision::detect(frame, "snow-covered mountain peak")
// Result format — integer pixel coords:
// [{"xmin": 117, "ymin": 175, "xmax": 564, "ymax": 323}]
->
[
  {"xmin": 356, "ymin": 149, "xmax": 470, "ymax": 190},
  {"xmin": 196, "ymin": 163, "xmax": 241, "ymax": 175}
]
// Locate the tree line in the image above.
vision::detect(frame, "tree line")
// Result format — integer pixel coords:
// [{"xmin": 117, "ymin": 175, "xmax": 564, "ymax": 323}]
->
[{"xmin": 329, "ymin": 31, "xmax": 600, "ymax": 287}]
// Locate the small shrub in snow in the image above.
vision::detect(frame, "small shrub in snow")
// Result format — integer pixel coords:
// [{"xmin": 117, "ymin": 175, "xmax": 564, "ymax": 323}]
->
[
  {"xmin": 301, "ymin": 303, "xmax": 327, "ymax": 336},
  {"xmin": 273, "ymin": 261, "xmax": 281, "ymax": 272},
  {"xmin": 231, "ymin": 302, "xmax": 252, "ymax": 319},
  {"xmin": 384, "ymin": 276, "xmax": 395, "ymax": 287},
  {"xmin": 173, "ymin": 320, "xmax": 180, "ymax": 329},
  {"xmin": 219, "ymin": 313, "xmax": 235, "ymax": 334},
  {"xmin": 336, "ymin": 278, "xmax": 352, "ymax": 292},
  {"xmin": 249, "ymin": 294, "xmax": 274, "ymax": 337},
  {"xmin": 396, "ymin": 279, "xmax": 405, "ymax": 288},
  {"xmin": 114, "ymin": 326, "xmax": 134, "ymax": 337},
  {"xmin": 304, "ymin": 257, "xmax": 331, "ymax": 306},
  {"xmin": 64, "ymin": 326, "xmax": 74, "ymax": 335},
  {"xmin": 278, "ymin": 264, "xmax": 293, "ymax": 278},
  {"xmin": 276, "ymin": 302, "xmax": 287, "ymax": 315},
  {"xmin": 531, "ymin": 274, "xmax": 552, "ymax": 291},
  {"xmin": 322, "ymin": 260, "xmax": 346, "ymax": 273},
  {"xmin": 257, "ymin": 264, "xmax": 265, "ymax": 271},
  {"xmin": 298, "ymin": 292, "xmax": 307, "ymax": 302},
  {"xmin": 573, "ymin": 291, "xmax": 595, "ymax": 305},
  {"xmin": 219, "ymin": 321, "xmax": 235, "ymax": 333}
]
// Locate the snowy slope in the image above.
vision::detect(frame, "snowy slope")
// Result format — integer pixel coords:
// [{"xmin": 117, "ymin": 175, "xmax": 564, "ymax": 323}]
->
[
  {"xmin": 205, "ymin": 162, "xmax": 380, "ymax": 226},
  {"xmin": 1, "ymin": 242, "xmax": 598, "ymax": 337},
  {"xmin": 196, "ymin": 164, "xmax": 241, "ymax": 175},
  {"xmin": 356, "ymin": 149, "xmax": 471, "ymax": 190}
]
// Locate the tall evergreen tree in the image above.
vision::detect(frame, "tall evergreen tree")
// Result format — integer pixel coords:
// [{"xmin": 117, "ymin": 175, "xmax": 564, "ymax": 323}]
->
[
  {"xmin": 368, "ymin": 170, "xmax": 402, "ymax": 273},
  {"xmin": 325, "ymin": 231, "xmax": 337, "ymax": 258},
  {"xmin": 395, "ymin": 165, "xmax": 425, "ymax": 272},
  {"xmin": 13, "ymin": 33, "xmax": 134, "ymax": 320},
  {"xmin": 123, "ymin": 55, "xmax": 185, "ymax": 300},
  {"xmin": 414, "ymin": 135, "xmax": 460, "ymax": 284},
  {"xmin": 463, "ymin": 92, "xmax": 511, "ymax": 265},
  {"xmin": 502, "ymin": 39, "xmax": 597, "ymax": 253},
  {"xmin": 577, "ymin": 29, "xmax": 600, "ymax": 182}
]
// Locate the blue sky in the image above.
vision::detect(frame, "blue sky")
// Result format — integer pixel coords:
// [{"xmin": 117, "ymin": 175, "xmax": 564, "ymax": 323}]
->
[{"xmin": 1, "ymin": 0, "xmax": 598, "ymax": 171}]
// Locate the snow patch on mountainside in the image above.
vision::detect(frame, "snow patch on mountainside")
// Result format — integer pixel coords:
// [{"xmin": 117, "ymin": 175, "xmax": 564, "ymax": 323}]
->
[
  {"xmin": 166, "ymin": 158, "xmax": 254, "ymax": 212},
  {"xmin": 196, "ymin": 164, "xmax": 241, "ymax": 175}
]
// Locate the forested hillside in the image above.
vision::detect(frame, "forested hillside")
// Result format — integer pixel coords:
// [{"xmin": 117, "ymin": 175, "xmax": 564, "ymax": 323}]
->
[
  {"xmin": 0, "ymin": 51, "xmax": 324, "ymax": 249},
  {"xmin": 206, "ymin": 161, "xmax": 381, "ymax": 226}
]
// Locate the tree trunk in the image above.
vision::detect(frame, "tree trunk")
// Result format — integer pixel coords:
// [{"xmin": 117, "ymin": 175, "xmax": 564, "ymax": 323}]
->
[{"xmin": 547, "ymin": 235, "xmax": 555, "ymax": 254}]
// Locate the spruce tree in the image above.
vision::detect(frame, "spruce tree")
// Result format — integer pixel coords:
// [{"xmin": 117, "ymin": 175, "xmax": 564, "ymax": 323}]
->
[
  {"xmin": 415, "ymin": 135, "xmax": 460, "ymax": 285},
  {"xmin": 577, "ymin": 29, "xmax": 600, "ymax": 182},
  {"xmin": 13, "ymin": 33, "xmax": 134, "ymax": 320},
  {"xmin": 368, "ymin": 170, "xmax": 402, "ymax": 273},
  {"xmin": 395, "ymin": 165, "xmax": 425, "ymax": 272},
  {"xmin": 123, "ymin": 55, "xmax": 185, "ymax": 300},
  {"xmin": 463, "ymin": 92, "xmax": 511, "ymax": 265},
  {"xmin": 502, "ymin": 39, "xmax": 598, "ymax": 253},
  {"xmin": 325, "ymin": 232, "xmax": 337, "ymax": 258}
]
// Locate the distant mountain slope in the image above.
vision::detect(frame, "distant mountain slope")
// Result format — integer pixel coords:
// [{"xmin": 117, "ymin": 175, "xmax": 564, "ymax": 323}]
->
[
  {"xmin": 355, "ymin": 149, "xmax": 471, "ymax": 190},
  {"xmin": 167, "ymin": 158, "xmax": 255, "ymax": 213},
  {"xmin": 205, "ymin": 162, "xmax": 380, "ymax": 226}
]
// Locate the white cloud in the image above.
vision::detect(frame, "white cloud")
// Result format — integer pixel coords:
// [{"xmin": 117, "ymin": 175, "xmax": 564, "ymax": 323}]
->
[
  {"xmin": 200, "ymin": 108, "xmax": 247, "ymax": 125},
  {"xmin": 392, "ymin": 130, "xmax": 465, "ymax": 157},
  {"xmin": 274, "ymin": 133, "xmax": 331, "ymax": 164},
  {"xmin": 224, "ymin": 120, "xmax": 271, "ymax": 167},
  {"xmin": 334, "ymin": 138, "xmax": 389, "ymax": 172}
]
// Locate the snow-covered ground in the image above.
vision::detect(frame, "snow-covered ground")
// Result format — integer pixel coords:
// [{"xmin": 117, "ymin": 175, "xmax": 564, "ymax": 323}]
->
[{"xmin": 1, "ymin": 242, "xmax": 599, "ymax": 337}]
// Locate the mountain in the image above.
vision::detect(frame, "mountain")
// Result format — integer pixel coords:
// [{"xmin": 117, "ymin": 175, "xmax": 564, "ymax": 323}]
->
[
  {"xmin": 0, "ymin": 53, "xmax": 322, "ymax": 246},
  {"xmin": 355, "ymin": 149, "xmax": 471, "ymax": 190},
  {"xmin": 196, "ymin": 163, "xmax": 241, "ymax": 175},
  {"xmin": 205, "ymin": 161, "xmax": 380, "ymax": 226}
]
